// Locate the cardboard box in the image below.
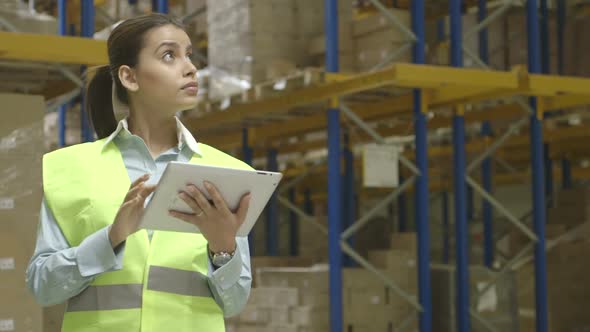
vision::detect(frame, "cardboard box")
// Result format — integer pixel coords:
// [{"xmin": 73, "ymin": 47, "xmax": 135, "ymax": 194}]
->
[
  {"xmin": 391, "ymin": 232, "xmax": 417, "ymax": 252},
  {"xmin": 42, "ymin": 304, "xmax": 65, "ymax": 332},
  {"xmin": 352, "ymin": 9, "xmax": 411, "ymax": 41},
  {"xmin": 248, "ymin": 287, "xmax": 299, "ymax": 308},
  {"xmin": 289, "ymin": 306, "xmax": 329, "ymax": 328},
  {"xmin": 237, "ymin": 306, "xmax": 270, "ymax": 324},
  {"xmin": 255, "ymin": 266, "xmax": 329, "ymax": 293},
  {"xmin": 0, "ymin": 229, "xmax": 32, "ymax": 288},
  {"xmin": 0, "ymin": 287, "xmax": 43, "ymax": 332}
]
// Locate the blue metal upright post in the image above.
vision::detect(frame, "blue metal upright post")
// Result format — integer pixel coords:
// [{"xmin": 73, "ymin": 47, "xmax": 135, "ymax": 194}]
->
[
  {"xmin": 544, "ymin": 144, "xmax": 553, "ymax": 207},
  {"xmin": 398, "ymin": 174, "xmax": 407, "ymax": 232},
  {"xmin": 325, "ymin": 0, "xmax": 342, "ymax": 330},
  {"xmin": 527, "ymin": 1, "xmax": 549, "ymax": 331},
  {"xmin": 153, "ymin": 0, "xmax": 169, "ymax": 13},
  {"xmin": 411, "ymin": 1, "xmax": 432, "ymax": 331},
  {"xmin": 343, "ymin": 132, "xmax": 355, "ymax": 267},
  {"xmin": 450, "ymin": 0, "xmax": 469, "ymax": 330},
  {"xmin": 58, "ymin": 0, "xmax": 67, "ymax": 147},
  {"xmin": 479, "ymin": 0, "xmax": 494, "ymax": 268},
  {"xmin": 442, "ymin": 191, "xmax": 450, "ymax": 264},
  {"xmin": 266, "ymin": 148, "xmax": 279, "ymax": 256},
  {"xmin": 289, "ymin": 188, "xmax": 299, "ymax": 256},
  {"xmin": 540, "ymin": 0, "xmax": 550, "ymax": 74},
  {"xmin": 80, "ymin": 0, "xmax": 95, "ymax": 143},
  {"xmin": 562, "ymin": 159, "xmax": 572, "ymax": 189},
  {"xmin": 242, "ymin": 129, "xmax": 255, "ymax": 255}
]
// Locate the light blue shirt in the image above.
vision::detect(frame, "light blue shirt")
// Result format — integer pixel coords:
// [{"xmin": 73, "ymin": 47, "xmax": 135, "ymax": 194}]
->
[{"xmin": 26, "ymin": 117, "xmax": 251, "ymax": 318}]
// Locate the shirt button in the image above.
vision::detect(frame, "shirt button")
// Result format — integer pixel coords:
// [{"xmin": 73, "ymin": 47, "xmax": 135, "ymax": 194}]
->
[{"xmin": 220, "ymin": 276, "xmax": 225, "ymax": 282}]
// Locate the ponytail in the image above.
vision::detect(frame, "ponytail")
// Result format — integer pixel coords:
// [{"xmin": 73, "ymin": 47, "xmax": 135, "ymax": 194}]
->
[{"xmin": 86, "ymin": 65, "xmax": 118, "ymax": 139}]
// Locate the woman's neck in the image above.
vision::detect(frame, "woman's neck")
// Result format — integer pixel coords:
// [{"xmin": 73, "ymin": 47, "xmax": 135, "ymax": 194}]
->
[{"xmin": 127, "ymin": 112, "xmax": 178, "ymax": 159}]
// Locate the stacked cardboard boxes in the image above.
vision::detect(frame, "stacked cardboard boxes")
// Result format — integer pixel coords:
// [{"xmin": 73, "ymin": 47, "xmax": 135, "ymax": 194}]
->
[
  {"xmin": 504, "ymin": 194, "xmax": 587, "ymax": 332},
  {"xmin": 207, "ymin": 0, "xmax": 304, "ymax": 99},
  {"xmin": 229, "ymin": 265, "xmax": 329, "ymax": 332},
  {"xmin": 432, "ymin": 265, "xmax": 519, "ymax": 332},
  {"xmin": 516, "ymin": 235, "xmax": 590, "ymax": 331},
  {"xmin": 206, "ymin": 0, "xmax": 353, "ymax": 99},
  {"xmin": 225, "ymin": 287, "xmax": 300, "ymax": 332},
  {"xmin": 0, "ymin": 94, "xmax": 46, "ymax": 332},
  {"xmin": 548, "ymin": 187, "xmax": 590, "ymax": 228},
  {"xmin": 351, "ymin": 9, "xmax": 412, "ymax": 72}
]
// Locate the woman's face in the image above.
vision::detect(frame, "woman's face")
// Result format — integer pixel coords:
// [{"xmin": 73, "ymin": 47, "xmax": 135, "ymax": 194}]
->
[{"xmin": 131, "ymin": 24, "xmax": 198, "ymax": 115}]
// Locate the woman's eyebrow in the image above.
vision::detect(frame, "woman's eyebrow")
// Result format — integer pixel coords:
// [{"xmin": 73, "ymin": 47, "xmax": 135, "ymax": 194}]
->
[
  {"xmin": 155, "ymin": 41, "xmax": 180, "ymax": 53},
  {"xmin": 154, "ymin": 41, "xmax": 193, "ymax": 54}
]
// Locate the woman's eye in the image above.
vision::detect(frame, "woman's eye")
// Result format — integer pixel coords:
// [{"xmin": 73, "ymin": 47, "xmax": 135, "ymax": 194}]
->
[
  {"xmin": 187, "ymin": 53, "xmax": 194, "ymax": 60},
  {"xmin": 163, "ymin": 52, "xmax": 174, "ymax": 61}
]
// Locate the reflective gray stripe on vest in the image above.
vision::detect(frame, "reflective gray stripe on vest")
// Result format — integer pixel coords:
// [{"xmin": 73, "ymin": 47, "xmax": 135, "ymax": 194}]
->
[
  {"xmin": 147, "ymin": 265, "xmax": 213, "ymax": 298},
  {"xmin": 67, "ymin": 284, "xmax": 143, "ymax": 312}
]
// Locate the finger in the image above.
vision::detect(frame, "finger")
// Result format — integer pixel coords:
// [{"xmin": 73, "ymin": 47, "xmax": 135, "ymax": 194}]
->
[
  {"xmin": 204, "ymin": 181, "xmax": 231, "ymax": 215},
  {"xmin": 235, "ymin": 193, "xmax": 251, "ymax": 226},
  {"xmin": 131, "ymin": 185, "xmax": 157, "ymax": 205},
  {"xmin": 168, "ymin": 210, "xmax": 201, "ymax": 227},
  {"xmin": 139, "ymin": 185, "xmax": 157, "ymax": 200},
  {"xmin": 125, "ymin": 182, "xmax": 146, "ymax": 202},
  {"xmin": 178, "ymin": 192, "xmax": 205, "ymax": 216},
  {"xmin": 186, "ymin": 184, "xmax": 212, "ymax": 212},
  {"xmin": 129, "ymin": 174, "xmax": 150, "ymax": 189}
]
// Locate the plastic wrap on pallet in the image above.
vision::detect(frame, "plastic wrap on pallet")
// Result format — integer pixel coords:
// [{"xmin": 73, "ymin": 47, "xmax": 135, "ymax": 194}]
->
[{"xmin": 0, "ymin": 120, "xmax": 44, "ymax": 196}]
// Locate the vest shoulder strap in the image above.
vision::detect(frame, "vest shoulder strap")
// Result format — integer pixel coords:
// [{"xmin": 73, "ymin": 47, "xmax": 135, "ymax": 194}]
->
[{"xmin": 194, "ymin": 143, "xmax": 254, "ymax": 170}]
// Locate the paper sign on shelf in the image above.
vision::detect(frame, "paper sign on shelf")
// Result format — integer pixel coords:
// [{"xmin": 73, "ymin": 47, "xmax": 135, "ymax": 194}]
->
[
  {"xmin": 0, "ymin": 198, "xmax": 14, "ymax": 210},
  {"xmin": 0, "ymin": 319, "xmax": 15, "ymax": 331},
  {"xmin": 0, "ymin": 258, "xmax": 15, "ymax": 271},
  {"xmin": 362, "ymin": 144, "xmax": 401, "ymax": 188}
]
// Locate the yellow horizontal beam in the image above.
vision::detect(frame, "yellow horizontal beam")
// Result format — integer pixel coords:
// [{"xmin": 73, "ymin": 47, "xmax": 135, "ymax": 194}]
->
[
  {"xmin": 298, "ymin": 166, "xmax": 590, "ymax": 203},
  {"xmin": 194, "ymin": 93, "xmax": 416, "ymax": 151},
  {"xmin": 529, "ymin": 74, "xmax": 590, "ymax": 96},
  {"xmin": 394, "ymin": 64, "xmax": 520, "ymax": 90},
  {"xmin": 195, "ymin": 64, "xmax": 524, "ymax": 129},
  {"xmin": 543, "ymin": 94, "xmax": 590, "ymax": 111},
  {"xmin": 251, "ymin": 103, "xmax": 525, "ymax": 157},
  {"xmin": 0, "ymin": 32, "xmax": 107, "ymax": 65}
]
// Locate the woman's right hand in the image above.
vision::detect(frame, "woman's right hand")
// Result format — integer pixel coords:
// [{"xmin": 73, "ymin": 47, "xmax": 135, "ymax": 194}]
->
[{"xmin": 109, "ymin": 174, "xmax": 157, "ymax": 248}]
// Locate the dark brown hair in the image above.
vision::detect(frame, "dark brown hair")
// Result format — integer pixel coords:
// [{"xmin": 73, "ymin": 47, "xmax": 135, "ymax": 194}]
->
[{"xmin": 86, "ymin": 13, "xmax": 185, "ymax": 139}]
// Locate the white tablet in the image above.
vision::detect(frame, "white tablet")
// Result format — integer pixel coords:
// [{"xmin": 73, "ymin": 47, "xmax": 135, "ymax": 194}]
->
[{"xmin": 141, "ymin": 161, "xmax": 283, "ymax": 236}]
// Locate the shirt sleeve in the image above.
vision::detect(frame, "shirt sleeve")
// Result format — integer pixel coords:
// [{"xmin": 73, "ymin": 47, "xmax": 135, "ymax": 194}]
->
[
  {"xmin": 207, "ymin": 236, "xmax": 252, "ymax": 318},
  {"xmin": 26, "ymin": 197, "xmax": 126, "ymax": 306}
]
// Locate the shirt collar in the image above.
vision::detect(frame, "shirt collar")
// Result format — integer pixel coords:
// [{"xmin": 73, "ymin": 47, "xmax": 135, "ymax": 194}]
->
[{"xmin": 101, "ymin": 116, "xmax": 203, "ymax": 156}]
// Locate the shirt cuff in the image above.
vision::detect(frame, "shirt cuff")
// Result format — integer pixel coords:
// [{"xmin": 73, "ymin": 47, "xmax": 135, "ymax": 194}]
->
[
  {"xmin": 210, "ymin": 245, "xmax": 243, "ymax": 291},
  {"xmin": 76, "ymin": 225, "xmax": 126, "ymax": 277}
]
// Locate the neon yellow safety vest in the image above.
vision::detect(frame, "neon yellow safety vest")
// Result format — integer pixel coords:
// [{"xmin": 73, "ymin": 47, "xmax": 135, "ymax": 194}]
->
[{"xmin": 42, "ymin": 138, "xmax": 253, "ymax": 332}]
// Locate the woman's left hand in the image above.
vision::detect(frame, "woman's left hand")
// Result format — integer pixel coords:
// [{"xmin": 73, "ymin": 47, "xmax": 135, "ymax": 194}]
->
[{"xmin": 169, "ymin": 181, "xmax": 251, "ymax": 253}]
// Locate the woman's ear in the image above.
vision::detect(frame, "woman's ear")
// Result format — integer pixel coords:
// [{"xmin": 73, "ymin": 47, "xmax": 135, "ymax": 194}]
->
[{"xmin": 118, "ymin": 65, "xmax": 139, "ymax": 92}]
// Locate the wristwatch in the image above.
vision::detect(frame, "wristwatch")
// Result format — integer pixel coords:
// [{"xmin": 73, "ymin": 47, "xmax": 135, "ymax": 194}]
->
[{"xmin": 209, "ymin": 247, "xmax": 235, "ymax": 268}]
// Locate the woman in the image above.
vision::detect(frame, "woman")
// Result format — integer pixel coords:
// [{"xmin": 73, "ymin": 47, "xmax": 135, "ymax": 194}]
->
[{"xmin": 26, "ymin": 13, "xmax": 252, "ymax": 332}]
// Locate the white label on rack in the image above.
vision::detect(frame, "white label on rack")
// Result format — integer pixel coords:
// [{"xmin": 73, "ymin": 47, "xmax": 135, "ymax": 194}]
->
[
  {"xmin": 0, "ymin": 319, "xmax": 15, "ymax": 331},
  {"xmin": 476, "ymin": 282, "xmax": 497, "ymax": 312},
  {"xmin": 0, "ymin": 258, "xmax": 15, "ymax": 271},
  {"xmin": 0, "ymin": 138, "xmax": 16, "ymax": 150},
  {"xmin": 363, "ymin": 144, "xmax": 401, "ymax": 188},
  {"xmin": 0, "ymin": 198, "xmax": 14, "ymax": 210}
]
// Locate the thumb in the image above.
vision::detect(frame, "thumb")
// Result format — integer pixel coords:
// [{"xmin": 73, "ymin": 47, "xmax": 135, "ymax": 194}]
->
[{"xmin": 235, "ymin": 194, "xmax": 251, "ymax": 225}]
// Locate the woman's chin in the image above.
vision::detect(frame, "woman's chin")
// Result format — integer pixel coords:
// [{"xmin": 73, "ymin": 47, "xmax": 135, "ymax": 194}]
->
[{"xmin": 176, "ymin": 100, "xmax": 198, "ymax": 112}]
